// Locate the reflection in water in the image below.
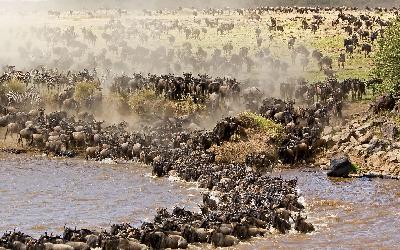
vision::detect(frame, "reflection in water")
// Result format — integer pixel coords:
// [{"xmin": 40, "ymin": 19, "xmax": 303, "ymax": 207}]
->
[{"xmin": 0, "ymin": 154, "xmax": 201, "ymax": 236}]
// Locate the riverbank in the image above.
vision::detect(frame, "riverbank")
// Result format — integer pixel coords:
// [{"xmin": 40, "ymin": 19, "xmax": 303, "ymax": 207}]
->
[
  {"xmin": 0, "ymin": 109, "xmax": 315, "ymax": 249},
  {"xmin": 1, "ymin": 93, "xmax": 400, "ymax": 249},
  {"xmin": 1, "ymin": 155, "xmax": 399, "ymax": 249},
  {"xmin": 317, "ymin": 100, "xmax": 400, "ymax": 179}
]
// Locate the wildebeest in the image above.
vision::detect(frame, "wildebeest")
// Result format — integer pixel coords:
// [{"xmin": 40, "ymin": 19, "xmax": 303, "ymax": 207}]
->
[{"xmin": 361, "ymin": 43, "xmax": 372, "ymax": 57}]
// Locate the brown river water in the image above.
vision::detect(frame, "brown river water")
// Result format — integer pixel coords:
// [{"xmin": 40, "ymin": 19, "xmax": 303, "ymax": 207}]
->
[
  {"xmin": 0, "ymin": 154, "xmax": 202, "ymax": 236},
  {"xmin": 1, "ymin": 154, "xmax": 399, "ymax": 249}
]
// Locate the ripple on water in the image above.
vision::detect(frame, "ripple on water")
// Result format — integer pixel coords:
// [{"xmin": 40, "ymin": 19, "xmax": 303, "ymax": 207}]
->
[
  {"xmin": 1, "ymin": 155, "xmax": 399, "ymax": 248},
  {"xmin": 0, "ymin": 154, "xmax": 202, "ymax": 237},
  {"xmin": 231, "ymin": 169, "xmax": 400, "ymax": 249}
]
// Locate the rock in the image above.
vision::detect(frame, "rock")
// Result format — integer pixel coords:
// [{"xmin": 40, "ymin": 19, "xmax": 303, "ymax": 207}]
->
[
  {"xmin": 188, "ymin": 122, "xmax": 201, "ymax": 131},
  {"xmin": 320, "ymin": 164, "xmax": 330, "ymax": 170},
  {"xmin": 366, "ymin": 137, "xmax": 384, "ymax": 153},
  {"xmin": 322, "ymin": 135, "xmax": 335, "ymax": 147},
  {"xmin": 339, "ymin": 130, "xmax": 354, "ymax": 144},
  {"xmin": 381, "ymin": 122, "xmax": 398, "ymax": 141},
  {"xmin": 350, "ymin": 136, "xmax": 358, "ymax": 145},
  {"xmin": 323, "ymin": 126, "xmax": 333, "ymax": 135},
  {"xmin": 387, "ymin": 150, "xmax": 400, "ymax": 163},
  {"xmin": 372, "ymin": 119, "xmax": 385, "ymax": 126},
  {"xmin": 318, "ymin": 157, "xmax": 329, "ymax": 165},
  {"xmin": 358, "ymin": 132, "xmax": 373, "ymax": 144},
  {"xmin": 356, "ymin": 122, "xmax": 372, "ymax": 134},
  {"xmin": 375, "ymin": 151, "xmax": 386, "ymax": 157},
  {"xmin": 331, "ymin": 145, "xmax": 339, "ymax": 151},
  {"xmin": 327, "ymin": 155, "xmax": 352, "ymax": 177},
  {"xmin": 331, "ymin": 134, "xmax": 341, "ymax": 143},
  {"xmin": 353, "ymin": 145, "xmax": 364, "ymax": 155}
]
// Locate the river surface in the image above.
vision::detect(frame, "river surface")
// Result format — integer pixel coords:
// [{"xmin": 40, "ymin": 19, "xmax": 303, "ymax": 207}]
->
[
  {"xmin": 1, "ymin": 154, "xmax": 399, "ymax": 249},
  {"xmin": 0, "ymin": 154, "xmax": 201, "ymax": 236},
  {"xmin": 225, "ymin": 169, "xmax": 400, "ymax": 250}
]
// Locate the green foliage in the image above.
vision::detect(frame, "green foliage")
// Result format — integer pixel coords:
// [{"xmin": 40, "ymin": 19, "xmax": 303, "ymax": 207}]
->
[
  {"xmin": 128, "ymin": 88, "xmax": 159, "ymax": 115},
  {"xmin": 5, "ymin": 77, "xmax": 26, "ymax": 94},
  {"xmin": 74, "ymin": 81, "xmax": 98, "ymax": 102},
  {"xmin": 238, "ymin": 112, "xmax": 284, "ymax": 137},
  {"xmin": 169, "ymin": 95, "xmax": 206, "ymax": 116},
  {"xmin": 128, "ymin": 88, "xmax": 205, "ymax": 116},
  {"xmin": 374, "ymin": 19, "xmax": 400, "ymax": 93},
  {"xmin": 350, "ymin": 163, "xmax": 360, "ymax": 173}
]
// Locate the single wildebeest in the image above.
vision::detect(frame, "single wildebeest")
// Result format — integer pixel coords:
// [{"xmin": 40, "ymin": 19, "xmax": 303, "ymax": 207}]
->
[
  {"xmin": 361, "ymin": 43, "xmax": 372, "ymax": 58},
  {"xmin": 338, "ymin": 53, "xmax": 345, "ymax": 68}
]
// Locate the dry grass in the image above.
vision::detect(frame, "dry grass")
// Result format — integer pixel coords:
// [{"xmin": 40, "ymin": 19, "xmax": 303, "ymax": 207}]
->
[
  {"xmin": 0, "ymin": 77, "xmax": 26, "ymax": 96},
  {"xmin": 210, "ymin": 112, "xmax": 282, "ymax": 164},
  {"xmin": 210, "ymin": 130, "xmax": 278, "ymax": 164}
]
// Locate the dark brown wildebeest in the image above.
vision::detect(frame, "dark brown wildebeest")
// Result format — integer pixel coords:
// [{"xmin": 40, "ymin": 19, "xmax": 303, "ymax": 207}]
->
[{"xmin": 361, "ymin": 43, "xmax": 372, "ymax": 58}]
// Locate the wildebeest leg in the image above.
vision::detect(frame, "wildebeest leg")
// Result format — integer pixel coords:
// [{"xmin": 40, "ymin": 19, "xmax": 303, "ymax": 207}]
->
[
  {"xmin": 29, "ymin": 135, "xmax": 34, "ymax": 146},
  {"xmin": 18, "ymin": 135, "xmax": 22, "ymax": 146}
]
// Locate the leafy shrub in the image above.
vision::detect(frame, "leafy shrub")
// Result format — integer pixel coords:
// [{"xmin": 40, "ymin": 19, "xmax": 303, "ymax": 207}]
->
[
  {"xmin": 350, "ymin": 163, "xmax": 360, "ymax": 173},
  {"xmin": 166, "ymin": 96, "xmax": 206, "ymax": 116},
  {"xmin": 128, "ymin": 88, "xmax": 160, "ymax": 115},
  {"xmin": 74, "ymin": 81, "xmax": 99, "ymax": 102},
  {"xmin": 238, "ymin": 112, "xmax": 283, "ymax": 138},
  {"xmin": 5, "ymin": 77, "xmax": 26, "ymax": 93},
  {"xmin": 374, "ymin": 19, "xmax": 400, "ymax": 93},
  {"xmin": 128, "ymin": 88, "xmax": 205, "ymax": 116}
]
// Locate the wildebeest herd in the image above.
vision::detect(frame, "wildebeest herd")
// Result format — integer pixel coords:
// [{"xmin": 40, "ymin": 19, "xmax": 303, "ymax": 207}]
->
[
  {"xmin": 0, "ymin": 65, "xmax": 371, "ymax": 249},
  {"xmin": 1, "ymin": 4, "xmax": 395, "ymax": 83},
  {"xmin": 0, "ymin": 3, "xmax": 396, "ymax": 250}
]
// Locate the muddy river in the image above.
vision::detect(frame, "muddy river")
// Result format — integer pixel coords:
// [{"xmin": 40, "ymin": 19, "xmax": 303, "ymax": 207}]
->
[
  {"xmin": 232, "ymin": 169, "xmax": 400, "ymax": 249},
  {"xmin": 1, "ymin": 154, "xmax": 399, "ymax": 249},
  {"xmin": 0, "ymin": 154, "xmax": 201, "ymax": 236}
]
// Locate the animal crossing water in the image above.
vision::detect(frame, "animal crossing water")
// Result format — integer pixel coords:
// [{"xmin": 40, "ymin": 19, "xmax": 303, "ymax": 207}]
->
[
  {"xmin": 1, "ymin": 155, "xmax": 399, "ymax": 248},
  {"xmin": 0, "ymin": 154, "xmax": 201, "ymax": 237},
  {"xmin": 232, "ymin": 169, "xmax": 400, "ymax": 249}
]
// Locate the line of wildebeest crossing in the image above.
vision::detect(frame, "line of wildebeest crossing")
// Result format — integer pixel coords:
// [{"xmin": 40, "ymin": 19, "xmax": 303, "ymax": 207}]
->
[{"xmin": 0, "ymin": 66, "xmax": 386, "ymax": 249}]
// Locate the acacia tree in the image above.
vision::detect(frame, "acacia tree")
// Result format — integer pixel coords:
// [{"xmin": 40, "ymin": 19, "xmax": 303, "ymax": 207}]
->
[{"xmin": 374, "ymin": 19, "xmax": 400, "ymax": 93}]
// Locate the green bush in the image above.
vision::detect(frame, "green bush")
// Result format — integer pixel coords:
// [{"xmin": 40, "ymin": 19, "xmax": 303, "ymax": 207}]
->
[
  {"xmin": 238, "ymin": 112, "xmax": 284, "ymax": 137},
  {"xmin": 5, "ymin": 77, "xmax": 26, "ymax": 93},
  {"xmin": 350, "ymin": 163, "xmax": 360, "ymax": 174},
  {"xmin": 128, "ymin": 88, "xmax": 206, "ymax": 116},
  {"xmin": 74, "ymin": 81, "xmax": 98, "ymax": 102},
  {"xmin": 168, "ymin": 96, "xmax": 206, "ymax": 116},
  {"xmin": 128, "ymin": 88, "xmax": 160, "ymax": 115},
  {"xmin": 374, "ymin": 19, "xmax": 400, "ymax": 93}
]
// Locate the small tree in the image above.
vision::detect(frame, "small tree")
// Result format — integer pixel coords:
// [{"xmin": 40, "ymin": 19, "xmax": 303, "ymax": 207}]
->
[{"xmin": 374, "ymin": 19, "xmax": 400, "ymax": 93}]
